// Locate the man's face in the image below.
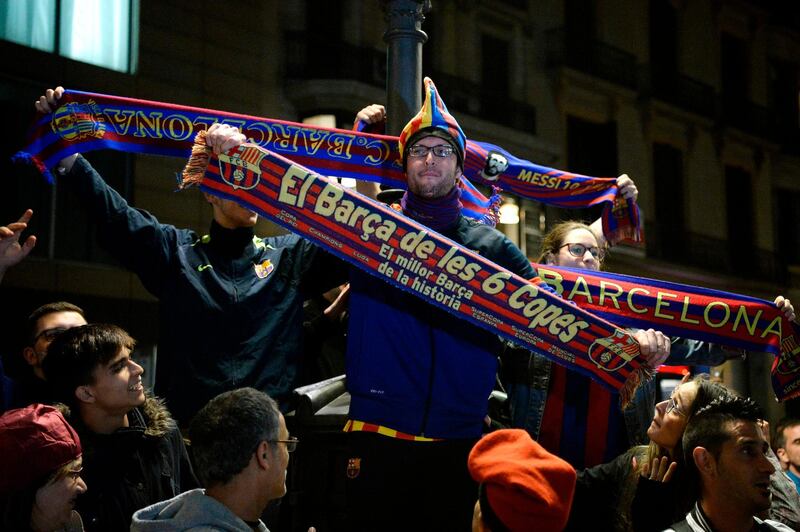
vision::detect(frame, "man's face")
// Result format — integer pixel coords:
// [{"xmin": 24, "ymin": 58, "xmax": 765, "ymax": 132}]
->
[
  {"xmin": 34, "ymin": 458, "xmax": 87, "ymax": 529},
  {"xmin": 205, "ymin": 193, "xmax": 258, "ymax": 229},
  {"xmin": 267, "ymin": 413, "xmax": 291, "ymax": 501},
  {"xmin": 84, "ymin": 347, "xmax": 145, "ymax": 414},
  {"xmin": 712, "ymin": 420, "xmax": 775, "ymax": 515},
  {"xmin": 25, "ymin": 311, "xmax": 87, "ymax": 378},
  {"xmin": 777, "ymin": 424, "xmax": 800, "ymax": 475},
  {"xmin": 405, "ymin": 135, "xmax": 462, "ymax": 199}
]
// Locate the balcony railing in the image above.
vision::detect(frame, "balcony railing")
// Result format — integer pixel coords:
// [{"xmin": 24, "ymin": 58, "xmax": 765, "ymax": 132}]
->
[
  {"xmin": 645, "ymin": 221, "xmax": 787, "ymax": 283},
  {"xmin": 545, "ymin": 28, "xmax": 638, "ymax": 89},
  {"xmin": 640, "ymin": 66, "xmax": 716, "ymax": 118},
  {"xmin": 284, "ymin": 31, "xmax": 385, "ymax": 88}
]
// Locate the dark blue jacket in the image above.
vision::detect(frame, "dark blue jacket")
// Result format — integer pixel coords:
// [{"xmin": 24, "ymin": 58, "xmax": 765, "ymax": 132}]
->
[
  {"xmin": 346, "ymin": 215, "xmax": 535, "ymax": 439},
  {"xmin": 69, "ymin": 156, "xmax": 345, "ymax": 422}
]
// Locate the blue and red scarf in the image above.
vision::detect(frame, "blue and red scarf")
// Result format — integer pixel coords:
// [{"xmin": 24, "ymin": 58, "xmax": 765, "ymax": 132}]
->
[
  {"xmin": 179, "ymin": 133, "xmax": 651, "ymax": 406},
  {"xmin": 532, "ymin": 264, "xmax": 800, "ymax": 400},
  {"xmin": 14, "ymin": 89, "xmax": 640, "ymax": 243},
  {"xmin": 14, "ymin": 91, "xmax": 800, "ymax": 400}
]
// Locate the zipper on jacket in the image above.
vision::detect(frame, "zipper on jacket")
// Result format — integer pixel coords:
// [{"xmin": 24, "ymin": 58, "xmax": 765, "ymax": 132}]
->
[{"xmin": 418, "ymin": 325, "xmax": 437, "ymax": 437}]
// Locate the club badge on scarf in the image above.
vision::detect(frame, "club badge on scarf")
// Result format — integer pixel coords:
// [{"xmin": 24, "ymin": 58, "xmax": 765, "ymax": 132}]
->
[
  {"xmin": 14, "ymin": 88, "xmax": 640, "ymax": 243},
  {"xmin": 180, "ymin": 132, "xmax": 651, "ymax": 407},
  {"xmin": 531, "ymin": 264, "xmax": 800, "ymax": 401}
]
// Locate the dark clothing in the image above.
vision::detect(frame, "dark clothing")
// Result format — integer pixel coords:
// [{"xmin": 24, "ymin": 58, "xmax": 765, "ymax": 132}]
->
[
  {"xmin": 566, "ymin": 447, "xmax": 686, "ymax": 532},
  {"xmin": 8, "ymin": 371, "xmax": 58, "ymax": 410},
  {"xmin": 70, "ymin": 396, "xmax": 197, "ymax": 532},
  {"xmin": 345, "ymin": 431, "xmax": 477, "ymax": 532},
  {"xmin": 344, "ymin": 214, "xmax": 533, "ymax": 531},
  {"xmin": 0, "ymin": 358, "xmax": 12, "ymax": 414},
  {"xmin": 568, "ymin": 446, "xmax": 800, "ymax": 531},
  {"xmin": 346, "ymin": 215, "xmax": 535, "ymax": 439},
  {"xmin": 68, "ymin": 156, "xmax": 345, "ymax": 422}
]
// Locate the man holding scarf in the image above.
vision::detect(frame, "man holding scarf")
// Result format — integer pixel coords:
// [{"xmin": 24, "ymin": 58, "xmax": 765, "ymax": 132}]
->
[
  {"xmin": 340, "ymin": 78, "xmax": 535, "ymax": 530},
  {"xmin": 34, "ymin": 88, "xmax": 347, "ymax": 424}
]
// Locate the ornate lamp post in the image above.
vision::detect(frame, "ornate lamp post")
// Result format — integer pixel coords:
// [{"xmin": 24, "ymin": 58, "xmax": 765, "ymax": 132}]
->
[{"xmin": 382, "ymin": 0, "xmax": 430, "ymax": 135}]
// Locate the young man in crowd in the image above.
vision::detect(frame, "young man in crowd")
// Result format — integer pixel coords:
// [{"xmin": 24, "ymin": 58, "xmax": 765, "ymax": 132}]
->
[
  {"xmin": 669, "ymin": 395, "xmax": 793, "ymax": 531},
  {"xmin": 10, "ymin": 301, "xmax": 88, "ymax": 408},
  {"xmin": 35, "ymin": 88, "xmax": 346, "ymax": 424},
  {"xmin": 43, "ymin": 323, "xmax": 197, "ymax": 531},
  {"xmin": 774, "ymin": 417, "xmax": 800, "ymax": 493}
]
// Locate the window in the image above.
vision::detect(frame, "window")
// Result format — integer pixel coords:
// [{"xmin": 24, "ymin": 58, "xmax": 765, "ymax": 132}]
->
[
  {"xmin": 651, "ymin": 143, "xmax": 684, "ymax": 260},
  {"xmin": 725, "ymin": 166, "xmax": 754, "ymax": 273},
  {"xmin": 0, "ymin": 0, "xmax": 138, "ymax": 73},
  {"xmin": 775, "ymin": 189, "xmax": 800, "ymax": 265}
]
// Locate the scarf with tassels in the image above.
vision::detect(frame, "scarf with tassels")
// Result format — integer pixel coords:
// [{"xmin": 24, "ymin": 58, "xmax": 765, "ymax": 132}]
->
[
  {"xmin": 180, "ymin": 133, "xmax": 652, "ymax": 407},
  {"xmin": 531, "ymin": 263, "xmax": 800, "ymax": 401},
  {"xmin": 14, "ymin": 89, "xmax": 638, "ymax": 242}
]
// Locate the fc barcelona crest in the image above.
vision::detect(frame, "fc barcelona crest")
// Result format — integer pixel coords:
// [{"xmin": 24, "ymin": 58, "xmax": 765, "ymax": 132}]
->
[
  {"xmin": 218, "ymin": 144, "xmax": 265, "ymax": 191},
  {"xmin": 775, "ymin": 335, "xmax": 800, "ymax": 376},
  {"xmin": 254, "ymin": 259, "xmax": 274, "ymax": 279},
  {"xmin": 346, "ymin": 457, "xmax": 361, "ymax": 479},
  {"xmin": 588, "ymin": 330, "xmax": 639, "ymax": 372},
  {"xmin": 50, "ymin": 100, "xmax": 106, "ymax": 142}
]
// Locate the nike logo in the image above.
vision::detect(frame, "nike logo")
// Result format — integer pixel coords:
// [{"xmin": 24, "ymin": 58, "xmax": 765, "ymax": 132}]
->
[{"xmin": 197, "ymin": 264, "xmax": 213, "ymax": 272}]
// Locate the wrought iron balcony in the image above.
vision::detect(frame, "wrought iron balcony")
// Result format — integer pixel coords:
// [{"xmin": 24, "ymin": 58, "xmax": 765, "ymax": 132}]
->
[
  {"xmin": 545, "ymin": 28, "xmax": 638, "ymax": 89},
  {"xmin": 645, "ymin": 221, "xmax": 787, "ymax": 283},
  {"xmin": 640, "ymin": 65, "xmax": 716, "ymax": 118},
  {"xmin": 284, "ymin": 31, "xmax": 386, "ymax": 88}
]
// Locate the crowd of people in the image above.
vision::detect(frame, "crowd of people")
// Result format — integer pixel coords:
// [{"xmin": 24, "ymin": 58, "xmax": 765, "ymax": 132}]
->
[{"xmin": 0, "ymin": 82, "xmax": 798, "ymax": 531}]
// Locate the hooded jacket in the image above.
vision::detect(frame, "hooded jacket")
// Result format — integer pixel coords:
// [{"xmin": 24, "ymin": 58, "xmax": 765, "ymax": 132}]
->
[
  {"xmin": 69, "ymin": 396, "xmax": 198, "ymax": 532},
  {"xmin": 131, "ymin": 489, "xmax": 269, "ymax": 532}
]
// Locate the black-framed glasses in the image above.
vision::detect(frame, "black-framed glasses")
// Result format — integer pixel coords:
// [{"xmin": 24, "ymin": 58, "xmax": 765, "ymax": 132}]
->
[
  {"xmin": 32, "ymin": 326, "xmax": 69, "ymax": 344},
  {"xmin": 665, "ymin": 397, "xmax": 686, "ymax": 417},
  {"xmin": 560, "ymin": 243, "xmax": 605, "ymax": 260},
  {"xmin": 269, "ymin": 437, "xmax": 299, "ymax": 453},
  {"xmin": 407, "ymin": 144, "xmax": 455, "ymax": 158}
]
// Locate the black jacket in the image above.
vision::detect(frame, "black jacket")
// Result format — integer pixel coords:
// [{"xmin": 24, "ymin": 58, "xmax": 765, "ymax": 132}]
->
[
  {"xmin": 69, "ymin": 156, "xmax": 346, "ymax": 422},
  {"xmin": 70, "ymin": 396, "xmax": 198, "ymax": 532}
]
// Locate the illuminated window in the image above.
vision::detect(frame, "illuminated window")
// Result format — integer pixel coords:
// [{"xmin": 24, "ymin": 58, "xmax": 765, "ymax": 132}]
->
[{"xmin": 0, "ymin": 0, "xmax": 138, "ymax": 73}]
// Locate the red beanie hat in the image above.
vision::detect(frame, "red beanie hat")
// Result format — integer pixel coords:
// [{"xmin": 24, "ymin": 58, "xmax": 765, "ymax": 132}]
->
[
  {"xmin": 468, "ymin": 429, "xmax": 576, "ymax": 532},
  {"xmin": 0, "ymin": 403, "xmax": 82, "ymax": 495}
]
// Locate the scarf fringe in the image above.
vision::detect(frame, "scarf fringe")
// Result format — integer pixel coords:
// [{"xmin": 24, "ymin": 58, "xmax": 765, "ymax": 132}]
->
[
  {"xmin": 12, "ymin": 151, "xmax": 54, "ymax": 184},
  {"xmin": 180, "ymin": 130, "xmax": 211, "ymax": 189},
  {"xmin": 481, "ymin": 187, "xmax": 502, "ymax": 226},
  {"xmin": 619, "ymin": 364, "xmax": 656, "ymax": 410}
]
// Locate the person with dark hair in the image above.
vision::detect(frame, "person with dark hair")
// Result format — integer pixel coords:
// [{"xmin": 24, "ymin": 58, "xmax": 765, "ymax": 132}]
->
[
  {"xmin": 43, "ymin": 323, "xmax": 197, "ymax": 532},
  {"xmin": 0, "ymin": 403, "xmax": 86, "ymax": 532},
  {"xmin": 774, "ymin": 417, "xmax": 800, "ymax": 493},
  {"xmin": 567, "ymin": 374, "xmax": 800, "ymax": 531},
  {"xmin": 341, "ymin": 78, "xmax": 538, "ymax": 531},
  {"xmin": 35, "ymin": 88, "xmax": 346, "ymax": 424},
  {"xmin": 667, "ymin": 395, "xmax": 793, "ymax": 531},
  {"xmin": 132, "ymin": 388, "xmax": 310, "ymax": 532},
  {"xmin": 9, "ymin": 301, "xmax": 87, "ymax": 409},
  {"xmin": 503, "ymin": 220, "xmax": 796, "ymax": 469}
]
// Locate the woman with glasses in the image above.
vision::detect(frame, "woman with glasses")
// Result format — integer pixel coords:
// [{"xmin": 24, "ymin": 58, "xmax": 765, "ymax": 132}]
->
[
  {"xmin": 566, "ymin": 375, "xmax": 800, "ymax": 531},
  {"xmin": 502, "ymin": 220, "xmax": 673, "ymax": 472}
]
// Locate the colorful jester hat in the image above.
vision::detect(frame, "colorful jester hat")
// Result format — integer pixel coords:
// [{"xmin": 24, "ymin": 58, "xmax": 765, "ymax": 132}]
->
[{"xmin": 398, "ymin": 77, "xmax": 467, "ymax": 170}]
